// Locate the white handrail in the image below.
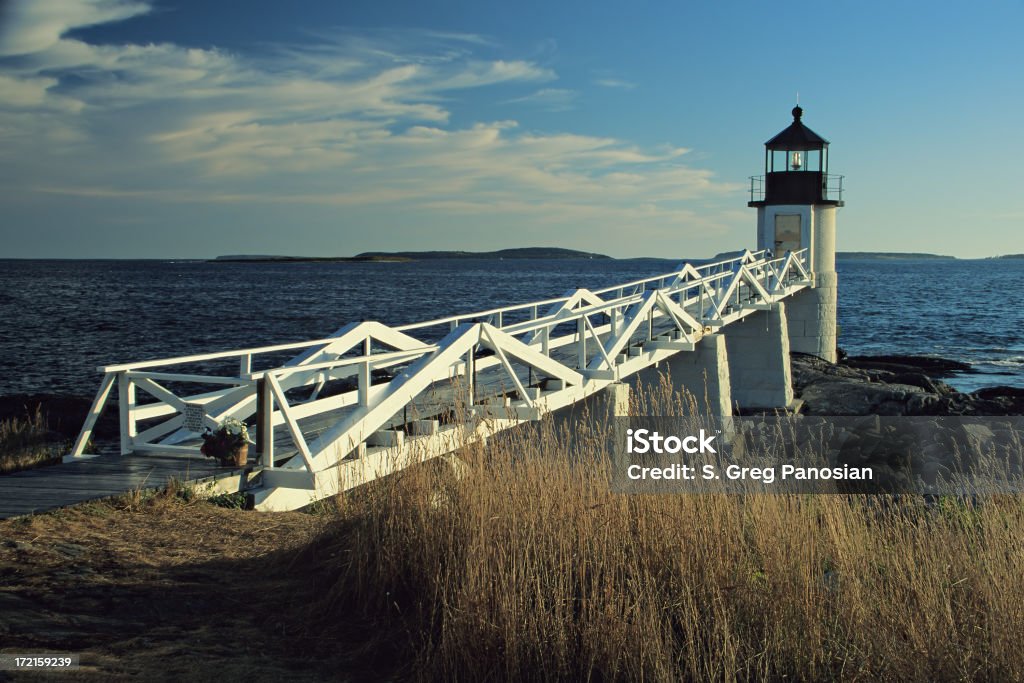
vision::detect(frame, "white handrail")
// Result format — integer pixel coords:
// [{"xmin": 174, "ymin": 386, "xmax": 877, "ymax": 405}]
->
[{"xmin": 70, "ymin": 248, "xmax": 811, "ymax": 462}]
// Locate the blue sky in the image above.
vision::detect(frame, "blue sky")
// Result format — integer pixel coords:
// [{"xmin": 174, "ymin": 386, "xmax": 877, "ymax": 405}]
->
[{"xmin": 0, "ymin": 0, "xmax": 1021, "ymax": 259}]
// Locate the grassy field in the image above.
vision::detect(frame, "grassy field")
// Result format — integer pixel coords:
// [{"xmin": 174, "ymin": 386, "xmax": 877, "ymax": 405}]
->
[
  {"xmin": 305, "ymin": 386, "xmax": 1024, "ymax": 681},
  {"xmin": 2, "ymin": 382, "xmax": 1024, "ymax": 681}
]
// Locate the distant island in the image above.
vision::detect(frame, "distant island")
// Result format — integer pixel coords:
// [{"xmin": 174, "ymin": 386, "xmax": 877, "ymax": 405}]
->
[
  {"xmin": 707, "ymin": 250, "xmax": 957, "ymax": 262},
  {"xmin": 213, "ymin": 247, "xmax": 611, "ymax": 262},
  {"xmin": 213, "ymin": 254, "xmax": 411, "ymax": 262},
  {"xmin": 836, "ymin": 252, "xmax": 955, "ymax": 260},
  {"xmin": 211, "ymin": 249, "xmax": 1013, "ymax": 264},
  {"xmin": 356, "ymin": 247, "xmax": 611, "ymax": 260}
]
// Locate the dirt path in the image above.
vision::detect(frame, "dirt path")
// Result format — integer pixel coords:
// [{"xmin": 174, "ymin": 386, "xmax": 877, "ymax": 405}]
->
[{"xmin": 0, "ymin": 493, "xmax": 363, "ymax": 681}]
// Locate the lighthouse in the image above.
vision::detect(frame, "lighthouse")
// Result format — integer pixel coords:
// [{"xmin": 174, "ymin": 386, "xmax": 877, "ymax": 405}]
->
[{"xmin": 749, "ymin": 105, "xmax": 843, "ymax": 363}]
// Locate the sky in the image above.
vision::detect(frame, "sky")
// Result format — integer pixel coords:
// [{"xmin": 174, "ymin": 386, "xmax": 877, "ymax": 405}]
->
[{"xmin": 0, "ymin": 0, "xmax": 1021, "ymax": 259}]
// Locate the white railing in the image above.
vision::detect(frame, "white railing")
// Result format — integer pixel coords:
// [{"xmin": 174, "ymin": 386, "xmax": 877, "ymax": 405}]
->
[{"xmin": 70, "ymin": 248, "xmax": 811, "ymax": 492}]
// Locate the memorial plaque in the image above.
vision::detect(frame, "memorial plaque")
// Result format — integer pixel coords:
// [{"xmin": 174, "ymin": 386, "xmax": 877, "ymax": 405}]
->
[{"xmin": 183, "ymin": 403, "xmax": 206, "ymax": 433}]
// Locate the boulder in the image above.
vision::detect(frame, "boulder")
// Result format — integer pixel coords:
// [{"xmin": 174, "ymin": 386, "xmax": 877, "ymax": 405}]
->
[
  {"xmin": 972, "ymin": 386, "xmax": 1024, "ymax": 414},
  {"xmin": 842, "ymin": 355, "xmax": 973, "ymax": 378},
  {"xmin": 799, "ymin": 379, "xmax": 927, "ymax": 416},
  {"xmin": 791, "ymin": 354, "xmax": 1023, "ymax": 417}
]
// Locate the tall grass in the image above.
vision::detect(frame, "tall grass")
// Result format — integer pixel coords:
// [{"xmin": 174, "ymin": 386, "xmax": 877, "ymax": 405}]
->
[
  {"xmin": 302, "ymin": 380, "xmax": 1024, "ymax": 682},
  {"xmin": 0, "ymin": 407, "xmax": 62, "ymax": 474}
]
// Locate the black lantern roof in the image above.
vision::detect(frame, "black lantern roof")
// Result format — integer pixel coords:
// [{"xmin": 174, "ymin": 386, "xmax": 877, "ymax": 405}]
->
[{"xmin": 764, "ymin": 106, "xmax": 828, "ymax": 151}]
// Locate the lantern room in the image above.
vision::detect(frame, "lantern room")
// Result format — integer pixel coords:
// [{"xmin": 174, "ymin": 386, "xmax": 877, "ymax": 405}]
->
[{"xmin": 749, "ymin": 106, "xmax": 843, "ymax": 207}]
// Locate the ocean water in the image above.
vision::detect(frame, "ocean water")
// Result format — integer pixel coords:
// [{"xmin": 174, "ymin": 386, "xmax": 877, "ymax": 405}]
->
[
  {"xmin": 0, "ymin": 257, "xmax": 1020, "ymax": 398},
  {"xmin": 837, "ymin": 258, "xmax": 1024, "ymax": 392}
]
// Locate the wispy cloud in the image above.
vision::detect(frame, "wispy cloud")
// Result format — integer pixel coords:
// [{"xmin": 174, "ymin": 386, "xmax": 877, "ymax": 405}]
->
[
  {"xmin": 0, "ymin": 0, "xmax": 739, "ymax": 255},
  {"xmin": 0, "ymin": 0, "xmax": 149, "ymax": 56},
  {"xmin": 594, "ymin": 78, "xmax": 636, "ymax": 90},
  {"xmin": 505, "ymin": 87, "xmax": 577, "ymax": 112}
]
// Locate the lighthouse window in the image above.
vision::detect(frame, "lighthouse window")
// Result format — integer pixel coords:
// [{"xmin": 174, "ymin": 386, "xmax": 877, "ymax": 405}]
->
[
  {"xmin": 805, "ymin": 149, "xmax": 821, "ymax": 172},
  {"xmin": 771, "ymin": 150, "xmax": 789, "ymax": 172},
  {"xmin": 771, "ymin": 149, "xmax": 821, "ymax": 172}
]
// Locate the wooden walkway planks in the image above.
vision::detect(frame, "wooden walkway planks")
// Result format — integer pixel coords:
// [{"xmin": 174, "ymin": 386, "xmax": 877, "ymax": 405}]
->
[{"xmin": 0, "ymin": 454, "xmax": 234, "ymax": 519}]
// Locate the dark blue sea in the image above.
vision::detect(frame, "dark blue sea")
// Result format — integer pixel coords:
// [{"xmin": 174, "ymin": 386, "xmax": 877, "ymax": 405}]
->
[{"xmin": 1, "ymin": 258, "xmax": 1021, "ymax": 398}]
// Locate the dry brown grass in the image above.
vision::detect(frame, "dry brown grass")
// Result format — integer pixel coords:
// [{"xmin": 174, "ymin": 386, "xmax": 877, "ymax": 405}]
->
[
  {"xmin": 3, "ymin": 378, "xmax": 1022, "ymax": 680},
  {"xmin": 301, "ymin": 380, "xmax": 1024, "ymax": 682},
  {"xmin": 0, "ymin": 407, "xmax": 63, "ymax": 474},
  {"xmin": 0, "ymin": 489, "xmax": 353, "ymax": 681}
]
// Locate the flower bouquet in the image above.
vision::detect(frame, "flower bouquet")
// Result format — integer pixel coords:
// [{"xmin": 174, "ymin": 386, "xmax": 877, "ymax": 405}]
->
[{"xmin": 200, "ymin": 418, "xmax": 250, "ymax": 467}]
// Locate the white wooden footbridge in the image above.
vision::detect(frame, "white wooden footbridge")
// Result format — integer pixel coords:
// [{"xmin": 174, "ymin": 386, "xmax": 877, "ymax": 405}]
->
[
  {"xmin": 0, "ymin": 108, "xmax": 843, "ymax": 516},
  {"xmin": 11, "ymin": 248, "xmax": 810, "ymax": 513}
]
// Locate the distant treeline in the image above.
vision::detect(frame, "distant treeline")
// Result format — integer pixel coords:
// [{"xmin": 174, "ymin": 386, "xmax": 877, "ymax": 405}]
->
[
  {"xmin": 836, "ymin": 252, "xmax": 955, "ymax": 260},
  {"xmin": 214, "ymin": 247, "xmax": 611, "ymax": 262},
  {"xmin": 213, "ymin": 254, "xmax": 410, "ymax": 262},
  {"xmin": 214, "ymin": 249, "xmax": 1017, "ymax": 264},
  {"xmin": 354, "ymin": 247, "xmax": 611, "ymax": 260}
]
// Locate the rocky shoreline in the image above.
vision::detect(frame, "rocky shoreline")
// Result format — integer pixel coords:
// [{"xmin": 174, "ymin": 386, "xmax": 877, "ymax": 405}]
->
[{"xmin": 793, "ymin": 353, "xmax": 1024, "ymax": 416}]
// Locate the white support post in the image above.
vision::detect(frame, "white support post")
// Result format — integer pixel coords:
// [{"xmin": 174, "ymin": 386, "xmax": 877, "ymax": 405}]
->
[
  {"xmin": 239, "ymin": 354, "xmax": 252, "ymax": 377},
  {"xmin": 257, "ymin": 377, "xmax": 274, "ymax": 468},
  {"xmin": 356, "ymin": 337, "xmax": 372, "ymax": 406},
  {"xmin": 577, "ymin": 317, "xmax": 586, "ymax": 369},
  {"xmin": 724, "ymin": 302, "xmax": 794, "ymax": 411},
  {"xmin": 309, "ymin": 371, "xmax": 326, "ymax": 400},
  {"xmin": 117, "ymin": 371, "xmax": 136, "ymax": 455},
  {"xmin": 70, "ymin": 372, "xmax": 117, "ymax": 457},
  {"xmin": 358, "ymin": 361, "xmax": 371, "ymax": 407},
  {"xmin": 467, "ymin": 346, "xmax": 475, "ymax": 405},
  {"xmin": 630, "ymin": 333, "xmax": 733, "ymax": 417},
  {"xmin": 549, "ymin": 382, "xmax": 630, "ymax": 446},
  {"xmin": 481, "ymin": 327, "xmax": 534, "ymax": 408},
  {"xmin": 583, "ymin": 315, "xmax": 615, "ymax": 371},
  {"xmin": 266, "ymin": 374, "xmax": 316, "ymax": 472}
]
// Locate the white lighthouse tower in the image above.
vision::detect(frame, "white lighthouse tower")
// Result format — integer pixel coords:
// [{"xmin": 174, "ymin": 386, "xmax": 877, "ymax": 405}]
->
[{"xmin": 749, "ymin": 105, "xmax": 843, "ymax": 363}]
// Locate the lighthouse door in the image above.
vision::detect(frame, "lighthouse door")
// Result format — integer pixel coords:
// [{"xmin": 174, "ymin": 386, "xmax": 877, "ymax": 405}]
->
[{"xmin": 773, "ymin": 214, "xmax": 801, "ymax": 254}]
